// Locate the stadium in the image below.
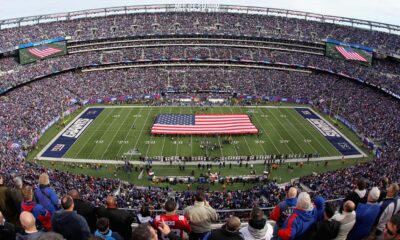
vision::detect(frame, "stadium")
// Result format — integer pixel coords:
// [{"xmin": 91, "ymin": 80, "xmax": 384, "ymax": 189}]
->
[{"xmin": 0, "ymin": 3, "xmax": 399, "ymax": 240}]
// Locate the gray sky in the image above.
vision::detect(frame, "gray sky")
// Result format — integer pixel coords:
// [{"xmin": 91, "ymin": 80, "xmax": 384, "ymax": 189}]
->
[{"xmin": 0, "ymin": 0, "xmax": 399, "ymax": 25}]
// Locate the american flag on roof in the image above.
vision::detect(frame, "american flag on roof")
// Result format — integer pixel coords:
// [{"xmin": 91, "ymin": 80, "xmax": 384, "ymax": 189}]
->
[
  {"xmin": 28, "ymin": 45, "xmax": 62, "ymax": 59},
  {"xmin": 151, "ymin": 114, "xmax": 258, "ymax": 135},
  {"xmin": 335, "ymin": 46, "xmax": 368, "ymax": 62}
]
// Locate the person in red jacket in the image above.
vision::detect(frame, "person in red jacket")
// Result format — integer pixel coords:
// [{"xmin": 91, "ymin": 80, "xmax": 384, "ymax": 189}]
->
[{"xmin": 153, "ymin": 199, "xmax": 191, "ymax": 240}]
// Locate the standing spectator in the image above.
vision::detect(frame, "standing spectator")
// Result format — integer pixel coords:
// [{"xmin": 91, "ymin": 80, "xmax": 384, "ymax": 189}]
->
[
  {"xmin": 240, "ymin": 206, "xmax": 273, "ymax": 240},
  {"xmin": 136, "ymin": 204, "xmax": 153, "ymax": 224},
  {"xmin": 97, "ymin": 195, "xmax": 135, "ymax": 240},
  {"xmin": 308, "ymin": 202, "xmax": 340, "ymax": 240},
  {"xmin": 332, "ymin": 200, "xmax": 356, "ymax": 240},
  {"xmin": 347, "ymin": 187, "xmax": 381, "ymax": 240},
  {"xmin": 378, "ymin": 177, "xmax": 390, "ymax": 202},
  {"xmin": 375, "ymin": 183, "xmax": 400, "ymax": 239},
  {"xmin": 203, "ymin": 216, "xmax": 243, "ymax": 240},
  {"xmin": 20, "ymin": 185, "xmax": 52, "ymax": 232},
  {"xmin": 69, "ymin": 189, "xmax": 97, "ymax": 232},
  {"xmin": 9, "ymin": 177, "xmax": 24, "ymax": 216},
  {"xmin": 16, "ymin": 211, "xmax": 45, "ymax": 240},
  {"xmin": 94, "ymin": 217, "xmax": 123, "ymax": 240},
  {"xmin": 184, "ymin": 191, "xmax": 218, "ymax": 240},
  {"xmin": 153, "ymin": 198, "xmax": 191, "ymax": 240},
  {"xmin": 51, "ymin": 195, "xmax": 91, "ymax": 240},
  {"xmin": 277, "ymin": 192, "xmax": 325, "ymax": 240},
  {"xmin": 270, "ymin": 187, "xmax": 297, "ymax": 231},
  {"xmin": 383, "ymin": 215, "xmax": 400, "ymax": 240},
  {"xmin": 34, "ymin": 173, "xmax": 59, "ymax": 215},
  {"xmin": 342, "ymin": 178, "xmax": 367, "ymax": 210},
  {"xmin": 0, "ymin": 210, "xmax": 19, "ymax": 240},
  {"xmin": 0, "ymin": 174, "xmax": 14, "ymax": 224}
]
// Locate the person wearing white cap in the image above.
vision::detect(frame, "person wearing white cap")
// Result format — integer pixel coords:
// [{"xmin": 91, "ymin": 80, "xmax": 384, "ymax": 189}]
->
[{"xmin": 347, "ymin": 187, "xmax": 381, "ymax": 240}]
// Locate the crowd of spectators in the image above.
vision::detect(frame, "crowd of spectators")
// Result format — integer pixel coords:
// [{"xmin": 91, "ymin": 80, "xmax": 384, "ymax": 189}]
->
[{"xmin": 0, "ymin": 11, "xmax": 399, "ymax": 54}]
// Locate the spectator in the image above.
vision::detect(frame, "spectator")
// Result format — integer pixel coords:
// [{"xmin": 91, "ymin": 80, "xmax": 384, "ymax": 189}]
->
[
  {"xmin": 306, "ymin": 202, "xmax": 339, "ymax": 240},
  {"xmin": 270, "ymin": 186, "xmax": 297, "ymax": 234},
  {"xmin": 97, "ymin": 195, "xmax": 135, "ymax": 240},
  {"xmin": 383, "ymin": 214, "xmax": 400, "ymax": 240},
  {"xmin": 36, "ymin": 232, "xmax": 64, "ymax": 240},
  {"xmin": 375, "ymin": 183, "xmax": 400, "ymax": 239},
  {"xmin": 0, "ymin": 174, "xmax": 14, "ymax": 225},
  {"xmin": 20, "ymin": 185, "xmax": 52, "ymax": 232},
  {"xmin": 9, "ymin": 177, "xmax": 24, "ymax": 216},
  {"xmin": 0, "ymin": 210, "xmax": 19, "ymax": 240},
  {"xmin": 69, "ymin": 189, "xmax": 98, "ymax": 232},
  {"xmin": 332, "ymin": 200, "xmax": 356, "ymax": 240},
  {"xmin": 203, "ymin": 216, "xmax": 243, "ymax": 240},
  {"xmin": 51, "ymin": 195, "xmax": 91, "ymax": 240},
  {"xmin": 16, "ymin": 211, "xmax": 45, "ymax": 240},
  {"xmin": 34, "ymin": 173, "xmax": 59, "ymax": 215},
  {"xmin": 277, "ymin": 192, "xmax": 325, "ymax": 240},
  {"xmin": 131, "ymin": 223, "xmax": 159, "ymax": 240},
  {"xmin": 184, "ymin": 191, "xmax": 218, "ymax": 240},
  {"xmin": 342, "ymin": 178, "xmax": 367, "ymax": 210},
  {"xmin": 136, "ymin": 204, "xmax": 153, "ymax": 224},
  {"xmin": 153, "ymin": 198, "xmax": 191, "ymax": 240},
  {"xmin": 348, "ymin": 187, "xmax": 381, "ymax": 240},
  {"xmin": 240, "ymin": 206, "xmax": 273, "ymax": 240},
  {"xmin": 378, "ymin": 177, "xmax": 390, "ymax": 202},
  {"xmin": 94, "ymin": 217, "xmax": 123, "ymax": 240}
]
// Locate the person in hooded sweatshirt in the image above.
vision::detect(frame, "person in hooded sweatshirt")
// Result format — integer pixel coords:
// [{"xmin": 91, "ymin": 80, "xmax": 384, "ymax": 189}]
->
[
  {"xmin": 240, "ymin": 207, "xmax": 273, "ymax": 240},
  {"xmin": 277, "ymin": 192, "xmax": 325, "ymax": 240},
  {"xmin": 203, "ymin": 216, "xmax": 244, "ymax": 240},
  {"xmin": 270, "ymin": 187, "xmax": 297, "ymax": 237},
  {"xmin": 51, "ymin": 195, "xmax": 91, "ymax": 240}
]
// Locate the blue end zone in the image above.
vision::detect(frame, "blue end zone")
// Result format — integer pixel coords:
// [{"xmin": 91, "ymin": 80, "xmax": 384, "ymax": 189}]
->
[
  {"xmin": 295, "ymin": 108, "xmax": 360, "ymax": 156},
  {"xmin": 42, "ymin": 108, "xmax": 104, "ymax": 158}
]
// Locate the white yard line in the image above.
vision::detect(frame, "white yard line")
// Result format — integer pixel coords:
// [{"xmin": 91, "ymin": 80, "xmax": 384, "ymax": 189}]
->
[
  {"xmin": 228, "ymin": 106, "xmax": 254, "ymax": 156},
  {"xmin": 100, "ymin": 108, "xmax": 135, "ymax": 160}
]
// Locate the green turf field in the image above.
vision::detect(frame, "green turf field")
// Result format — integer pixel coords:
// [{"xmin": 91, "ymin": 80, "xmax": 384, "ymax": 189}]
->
[{"xmin": 39, "ymin": 106, "xmax": 364, "ymax": 161}]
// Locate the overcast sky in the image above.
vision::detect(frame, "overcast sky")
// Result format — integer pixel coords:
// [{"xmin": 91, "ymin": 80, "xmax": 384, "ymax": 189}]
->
[{"xmin": 0, "ymin": 0, "xmax": 399, "ymax": 26}]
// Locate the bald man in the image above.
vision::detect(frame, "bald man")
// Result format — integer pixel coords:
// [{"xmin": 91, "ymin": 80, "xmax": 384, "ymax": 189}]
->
[
  {"xmin": 16, "ymin": 211, "xmax": 44, "ymax": 239},
  {"xmin": 270, "ymin": 187, "xmax": 298, "ymax": 228},
  {"xmin": 97, "ymin": 195, "xmax": 135, "ymax": 240},
  {"xmin": 68, "ymin": 189, "xmax": 97, "ymax": 232},
  {"xmin": 203, "ymin": 216, "xmax": 243, "ymax": 240},
  {"xmin": 332, "ymin": 200, "xmax": 356, "ymax": 240}
]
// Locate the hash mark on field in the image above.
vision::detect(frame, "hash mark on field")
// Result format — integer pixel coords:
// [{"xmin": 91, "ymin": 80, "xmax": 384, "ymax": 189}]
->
[
  {"xmin": 230, "ymin": 106, "xmax": 254, "ymax": 156},
  {"xmin": 115, "ymin": 107, "xmax": 144, "ymax": 158},
  {"xmin": 251, "ymin": 109, "xmax": 280, "ymax": 153},
  {"xmin": 99, "ymin": 108, "xmax": 134, "ymax": 160}
]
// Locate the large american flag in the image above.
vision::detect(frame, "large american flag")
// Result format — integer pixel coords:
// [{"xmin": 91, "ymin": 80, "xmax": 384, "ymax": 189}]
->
[
  {"xmin": 28, "ymin": 45, "xmax": 62, "ymax": 59},
  {"xmin": 151, "ymin": 114, "xmax": 258, "ymax": 135},
  {"xmin": 335, "ymin": 46, "xmax": 368, "ymax": 62}
]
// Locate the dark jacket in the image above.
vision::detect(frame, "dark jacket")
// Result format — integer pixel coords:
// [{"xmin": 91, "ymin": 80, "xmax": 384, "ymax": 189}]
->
[
  {"xmin": 73, "ymin": 198, "xmax": 98, "ymax": 232},
  {"xmin": 203, "ymin": 224, "xmax": 244, "ymax": 240},
  {"xmin": 97, "ymin": 207, "xmax": 135, "ymax": 240},
  {"xmin": 51, "ymin": 210, "xmax": 91, "ymax": 240},
  {"xmin": 0, "ymin": 222, "xmax": 19, "ymax": 240},
  {"xmin": 310, "ymin": 218, "xmax": 340, "ymax": 240},
  {"xmin": 16, "ymin": 230, "xmax": 45, "ymax": 240}
]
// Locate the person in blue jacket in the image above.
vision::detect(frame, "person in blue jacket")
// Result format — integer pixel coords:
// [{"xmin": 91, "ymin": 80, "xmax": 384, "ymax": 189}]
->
[
  {"xmin": 34, "ymin": 173, "xmax": 59, "ymax": 215},
  {"xmin": 347, "ymin": 187, "xmax": 381, "ymax": 240},
  {"xmin": 277, "ymin": 192, "xmax": 325, "ymax": 240}
]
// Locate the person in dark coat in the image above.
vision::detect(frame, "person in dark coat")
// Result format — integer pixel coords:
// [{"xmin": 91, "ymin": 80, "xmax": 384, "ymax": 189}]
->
[
  {"xmin": 68, "ymin": 189, "xmax": 97, "ymax": 232},
  {"xmin": 0, "ymin": 175, "xmax": 16, "ymax": 225},
  {"xmin": 203, "ymin": 216, "xmax": 244, "ymax": 240},
  {"xmin": 341, "ymin": 178, "xmax": 368, "ymax": 210},
  {"xmin": 97, "ymin": 195, "xmax": 135, "ymax": 240},
  {"xmin": 51, "ymin": 195, "xmax": 91, "ymax": 240},
  {"xmin": 307, "ymin": 202, "xmax": 340, "ymax": 240},
  {"xmin": 16, "ymin": 211, "xmax": 45, "ymax": 240},
  {"xmin": 0, "ymin": 210, "xmax": 21, "ymax": 240}
]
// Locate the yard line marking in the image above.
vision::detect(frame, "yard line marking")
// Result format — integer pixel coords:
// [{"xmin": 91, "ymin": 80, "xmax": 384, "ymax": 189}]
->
[
  {"xmin": 260, "ymin": 108, "xmax": 292, "ymax": 153},
  {"xmin": 228, "ymin": 106, "xmax": 254, "ymax": 156},
  {"xmin": 284, "ymin": 108, "xmax": 332, "ymax": 156},
  {"xmin": 100, "ymin": 108, "xmax": 135, "ymax": 160}
]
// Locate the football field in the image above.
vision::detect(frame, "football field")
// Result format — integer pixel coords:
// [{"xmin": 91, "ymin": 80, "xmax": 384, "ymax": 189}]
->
[{"xmin": 38, "ymin": 106, "xmax": 365, "ymax": 163}]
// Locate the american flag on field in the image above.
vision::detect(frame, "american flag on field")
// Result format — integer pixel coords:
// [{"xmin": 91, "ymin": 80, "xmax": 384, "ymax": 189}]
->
[
  {"xmin": 335, "ymin": 46, "xmax": 368, "ymax": 62},
  {"xmin": 28, "ymin": 45, "xmax": 62, "ymax": 59},
  {"xmin": 151, "ymin": 114, "xmax": 258, "ymax": 135}
]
